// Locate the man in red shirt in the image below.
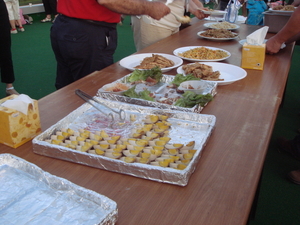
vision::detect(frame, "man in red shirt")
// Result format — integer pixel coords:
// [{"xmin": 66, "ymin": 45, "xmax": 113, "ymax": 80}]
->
[{"xmin": 51, "ymin": 0, "xmax": 170, "ymax": 89}]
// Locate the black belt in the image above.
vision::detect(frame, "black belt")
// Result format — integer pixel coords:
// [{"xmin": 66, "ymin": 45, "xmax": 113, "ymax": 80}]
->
[{"xmin": 59, "ymin": 14, "xmax": 117, "ymax": 29}]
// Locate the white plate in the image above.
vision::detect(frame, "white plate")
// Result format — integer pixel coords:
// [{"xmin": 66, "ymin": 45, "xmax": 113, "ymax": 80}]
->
[
  {"xmin": 176, "ymin": 62, "xmax": 247, "ymax": 85},
  {"xmin": 204, "ymin": 15, "xmax": 247, "ymax": 23},
  {"xmin": 173, "ymin": 46, "xmax": 231, "ymax": 62},
  {"xmin": 268, "ymin": 8, "xmax": 295, "ymax": 14},
  {"xmin": 239, "ymin": 39, "xmax": 286, "ymax": 49},
  {"xmin": 201, "ymin": 10, "xmax": 227, "ymax": 16},
  {"xmin": 197, "ymin": 31, "xmax": 238, "ymax": 41},
  {"xmin": 178, "ymin": 80, "xmax": 213, "ymax": 94},
  {"xmin": 204, "ymin": 22, "xmax": 240, "ymax": 30},
  {"xmin": 204, "ymin": 16, "xmax": 225, "ymax": 22},
  {"xmin": 119, "ymin": 53, "xmax": 183, "ymax": 72}
]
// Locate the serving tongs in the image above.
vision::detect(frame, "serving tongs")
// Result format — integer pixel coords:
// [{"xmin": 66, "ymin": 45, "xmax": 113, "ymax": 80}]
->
[{"xmin": 75, "ymin": 89, "xmax": 126, "ymax": 126}]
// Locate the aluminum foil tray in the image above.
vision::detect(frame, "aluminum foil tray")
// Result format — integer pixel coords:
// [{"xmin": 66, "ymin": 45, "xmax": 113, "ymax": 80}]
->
[
  {"xmin": 0, "ymin": 153, "xmax": 117, "ymax": 225},
  {"xmin": 98, "ymin": 74, "xmax": 217, "ymax": 113},
  {"xmin": 33, "ymin": 98, "xmax": 216, "ymax": 186}
]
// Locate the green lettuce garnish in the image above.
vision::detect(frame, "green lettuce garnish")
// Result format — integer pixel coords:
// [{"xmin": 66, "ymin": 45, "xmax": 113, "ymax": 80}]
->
[
  {"xmin": 123, "ymin": 86, "xmax": 154, "ymax": 101},
  {"xmin": 174, "ymin": 91, "xmax": 213, "ymax": 108},
  {"xmin": 139, "ymin": 89, "xmax": 154, "ymax": 101},
  {"xmin": 126, "ymin": 66, "xmax": 163, "ymax": 84},
  {"xmin": 122, "ymin": 86, "xmax": 139, "ymax": 98},
  {"xmin": 171, "ymin": 73, "xmax": 201, "ymax": 87}
]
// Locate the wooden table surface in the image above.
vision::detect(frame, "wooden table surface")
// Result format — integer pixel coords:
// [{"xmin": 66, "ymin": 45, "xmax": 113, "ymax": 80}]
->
[{"xmin": 0, "ymin": 20, "xmax": 294, "ymax": 225}]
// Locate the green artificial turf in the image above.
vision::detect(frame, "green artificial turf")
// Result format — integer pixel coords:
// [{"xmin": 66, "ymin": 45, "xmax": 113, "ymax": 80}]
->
[
  {"xmin": 249, "ymin": 46, "xmax": 300, "ymax": 225},
  {"xmin": 0, "ymin": 14, "xmax": 136, "ymax": 100}
]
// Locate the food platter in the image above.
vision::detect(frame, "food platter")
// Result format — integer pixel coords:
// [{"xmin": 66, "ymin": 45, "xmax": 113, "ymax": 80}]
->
[
  {"xmin": 268, "ymin": 8, "xmax": 295, "ymax": 14},
  {"xmin": 33, "ymin": 98, "xmax": 216, "ymax": 186},
  {"xmin": 0, "ymin": 153, "xmax": 118, "ymax": 225},
  {"xmin": 197, "ymin": 31, "xmax": 238, "ymax": 41},
  {"xmin": 98, "ymin": 74, "xmax": 217, "ymax": 113},
  {"xmin": 119, "ymin": 53, "xmax": 183, "ymax": 72},
  {"xmin": 173, "ymin": 46, "xmax": 231, "ymax": 62},
  {"xmin": 203, "ymin": 22, "xmax": 240, "ymax": 30},
  {"xmin": 201, "ymin": 10, "xmax": 227, "ymax": 16},
  {"xmin": 177, "ymin": 62, "xmax": 247, "ymax": 85}
]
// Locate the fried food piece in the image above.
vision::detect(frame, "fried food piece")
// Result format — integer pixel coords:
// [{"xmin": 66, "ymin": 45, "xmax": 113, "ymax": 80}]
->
[
  {"xmin": 135, "ymin": 54, "xmax": 175, "ymax": 69},
  {"xmin": 182, "ymin": 62, "xmax": 223, "ymax": 81},
  {"xmin": 282, "ymin": 5, "xmax": 295, "ymax": 11},
  {"xmin": 272, "ymin": 5, "xmax": 284, "ymax": 10}
]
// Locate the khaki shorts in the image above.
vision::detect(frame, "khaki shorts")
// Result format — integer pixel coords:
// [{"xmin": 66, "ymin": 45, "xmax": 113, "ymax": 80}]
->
[{"xmin": 5, "ymin": 0, "xmax": 20, "ymax": 21}]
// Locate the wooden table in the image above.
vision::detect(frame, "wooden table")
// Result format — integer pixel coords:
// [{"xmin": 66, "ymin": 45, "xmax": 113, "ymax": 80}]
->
[{"xmin": 0, "ymin": 20, "xmax": 294, "ymax": 225}]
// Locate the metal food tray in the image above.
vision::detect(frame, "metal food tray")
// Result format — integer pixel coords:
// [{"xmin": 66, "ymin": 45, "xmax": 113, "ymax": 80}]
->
[
  {"xmin": 0, "ymin": 153, "xmax": 117, "ymax": 225},
  {"xmin": 33, "ymin": 98, "xmax": 216, "ymax": 186},
  {"xmin": 98, "ymin": 74, "xmax": 217, "ymax": 113}
]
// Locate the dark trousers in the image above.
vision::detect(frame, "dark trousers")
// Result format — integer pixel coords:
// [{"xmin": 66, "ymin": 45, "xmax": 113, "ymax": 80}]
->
[
  {"xmin": 42, "ymin": 0, "xmax": 57, "ymax": 15},
  {"xmin": 0, "ymin": 0, "xmax": 15, "ymax": 84},
  {"xmin": 292, "ymin": 135, "xmax": 300, "ymax": 154},
  {"xmin": 50, "ymin": 15, "xmax": 118, "ymax": 89}
]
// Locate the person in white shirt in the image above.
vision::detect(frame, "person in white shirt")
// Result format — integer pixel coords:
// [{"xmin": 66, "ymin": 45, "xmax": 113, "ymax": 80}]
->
[{"xmin": 131, "ymin": 0, "xmax": 208, "ymax": 51}]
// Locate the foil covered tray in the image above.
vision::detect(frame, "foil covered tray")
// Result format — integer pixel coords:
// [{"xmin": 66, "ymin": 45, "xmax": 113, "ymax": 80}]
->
[
  {"xmin": 0, "ymin": 153, "xmax": 117, "ymax": 225},
  {"xmin": 33, "ymin": 98, "xmax": 216, "ymax": 186},
  {"xmin": 98, "ymin": 74, "xmax": 217, "ymax": 113}
]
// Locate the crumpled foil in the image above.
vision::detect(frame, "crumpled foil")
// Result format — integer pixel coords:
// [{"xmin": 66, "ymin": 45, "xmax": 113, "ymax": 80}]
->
[
  {"xmin": 33, "ymin": 98, "xmax": 216, "ymax": 186},
  {"xmin": 98, "ymin": 74, "xmax": 217, "ymax": 113},
  {"xmin": 0, "ymin": 153, "xmax": 118, "ymax": 225}
]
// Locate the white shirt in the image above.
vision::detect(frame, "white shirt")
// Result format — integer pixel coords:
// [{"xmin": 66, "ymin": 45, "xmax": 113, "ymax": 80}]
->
[{"xmin": 141, "ymin": 0, "xmax": 187, "ymax": 30}]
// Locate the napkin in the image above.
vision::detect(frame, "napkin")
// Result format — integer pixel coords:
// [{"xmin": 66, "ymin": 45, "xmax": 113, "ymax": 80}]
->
[
  {"xmin": 1, "ymin": 94, "xmax": 34, "ymax": 115},
  {"xmin": 246, "ymin": 26, "xmax": 269, "ymax": 45}
]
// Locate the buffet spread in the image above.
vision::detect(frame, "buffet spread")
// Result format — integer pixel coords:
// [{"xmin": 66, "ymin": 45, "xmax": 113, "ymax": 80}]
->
[
  {"xmin": 32, "ymin": 41, "xmax": 248, "ymax": 187},
  {"xmin": 1, "ymin": 15, "xmax": 265, "ymax": 224}
]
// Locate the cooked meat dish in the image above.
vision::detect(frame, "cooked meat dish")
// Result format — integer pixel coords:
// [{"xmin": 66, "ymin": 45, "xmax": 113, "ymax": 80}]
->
[
  {"xmin": 200, "ymin": 29, "xmax": 238, "ymax": 39},
  {"xmin": 182, "ymin": 62, "xmax": 224, "ymax": 81},
  {"xmin": 135, "ymin": 54, "xmax": 175, "ymax": 69}
]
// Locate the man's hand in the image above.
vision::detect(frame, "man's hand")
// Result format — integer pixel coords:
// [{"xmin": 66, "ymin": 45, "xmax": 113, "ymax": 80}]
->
[
  {"xmin": 189, "ymin": 0, "xmax": 209, "ymax": 20},
  {"xmin": 266, "ymin": 36, "xmax": 283, "ymax": 54},
  {"xmin": 192, "ymin": 8, "xmax": 209, "ymax": 20},
  {"xmin": 147, "ymin": 2, "xmax": 171, "ymax": 20},
  {"xmin": 292, "ymin": 0, "xmax": 300, "ymax": 7}
]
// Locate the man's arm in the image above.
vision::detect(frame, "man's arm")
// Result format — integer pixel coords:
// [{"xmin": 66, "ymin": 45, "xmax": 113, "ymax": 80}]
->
[
  {"xmin": 188, "ymin": 0, "xmax": 208, "ymax": 20},
  {"xmin": 97, "ymin": 0, "xmax": 170, "ymax": 20},
  {"xmin": 292, "ymin": 0, "xmax": 300, "ymax": 7},
  {"xmin": 266, "ymin": 6, "xmax": 300, "ymax": 54}
]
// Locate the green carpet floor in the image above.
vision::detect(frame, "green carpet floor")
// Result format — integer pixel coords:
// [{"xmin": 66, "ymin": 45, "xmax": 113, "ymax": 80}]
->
[
  {"xmin": 0, "ymin": 13, "xmax": 136, "ymax": 100},
  {"xmin": 1, "ymin": 14, "xmax": 300, "ymax": 225},
  {"xmin": 248, "ymin": 47, "xmax": 300, "ymax": 225}
]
